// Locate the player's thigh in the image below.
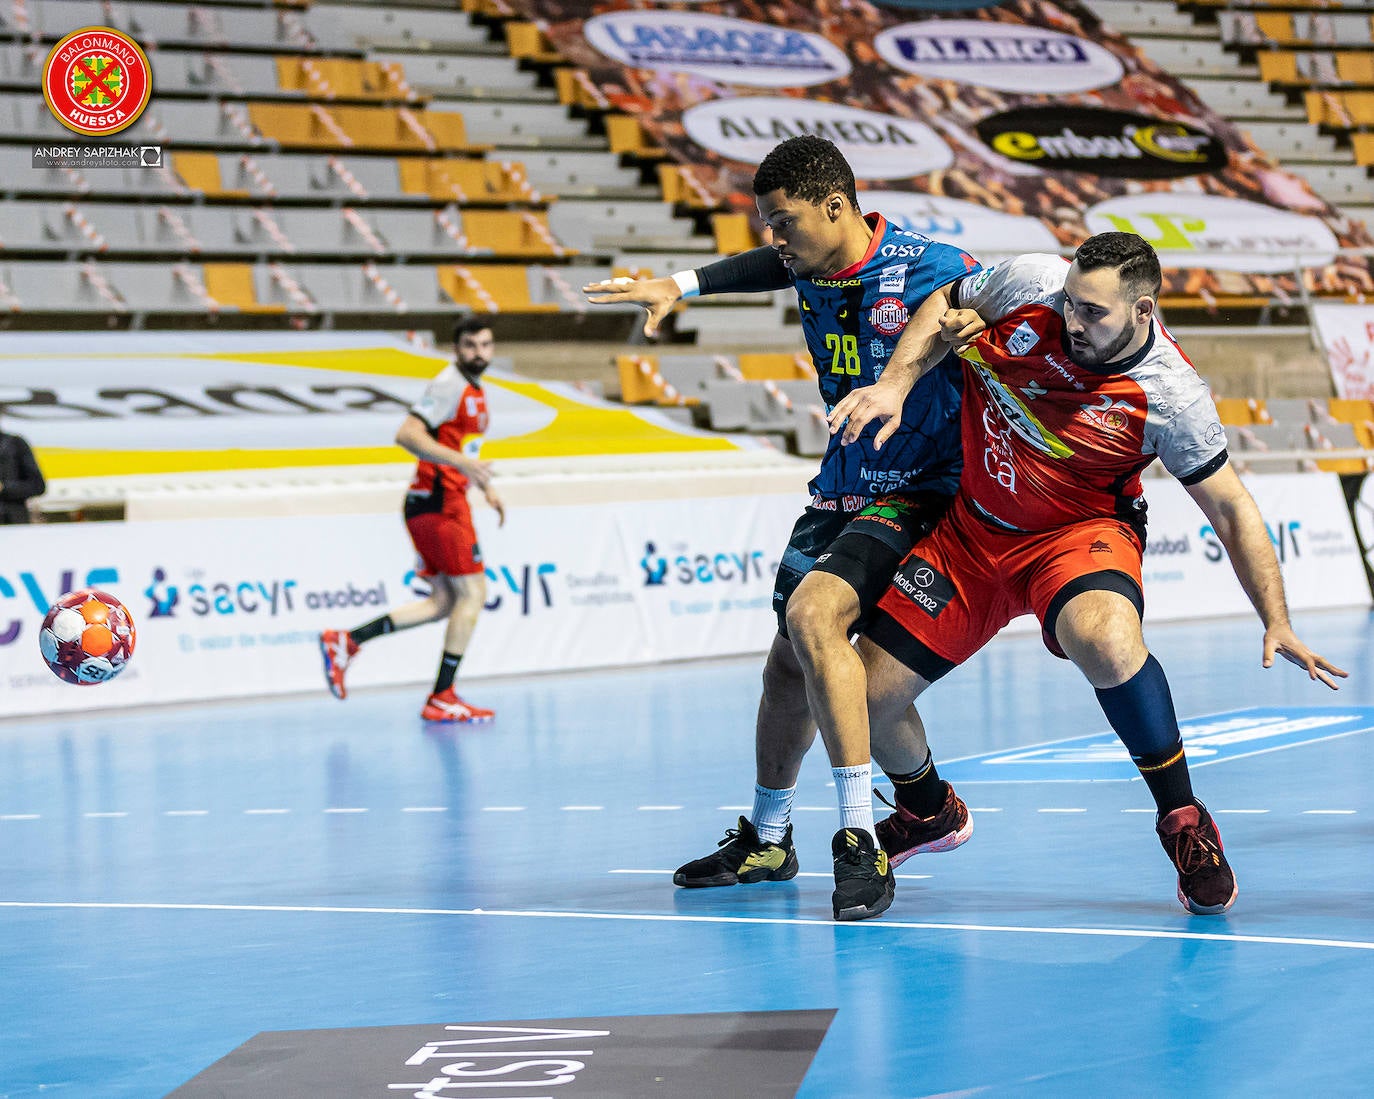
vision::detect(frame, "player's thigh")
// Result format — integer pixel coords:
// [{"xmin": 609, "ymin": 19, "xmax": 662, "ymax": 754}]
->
[
  {"xmin": 864, "ymin": 503, "xmax": 1014, "ymax": 682},
  {"xmin": 443, "ymin": 570, "xmax": 487, "ymax": 611},
  {"xmin": 406, "ymin": 507, "xmax": 484, "ymax": 579},
  {"xmin": 1028, "ymin": 521, "xmax": 1145, "ymax": 662},
  {"xmin": 772, "ymin": 506, "xmax": 849, "ymax": 638}
]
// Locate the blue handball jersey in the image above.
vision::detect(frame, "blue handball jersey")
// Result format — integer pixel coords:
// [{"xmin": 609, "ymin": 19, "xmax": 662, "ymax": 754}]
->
[{"xmin": 797, "ymin": 213, "xmax": 976, "ymax": 501}]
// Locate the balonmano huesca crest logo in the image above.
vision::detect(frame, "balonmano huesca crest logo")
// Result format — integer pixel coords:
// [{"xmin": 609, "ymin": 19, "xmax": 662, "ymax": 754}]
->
[{"xmin": 42, "ymin": 26, "xmax": 152, "ymax": 137}]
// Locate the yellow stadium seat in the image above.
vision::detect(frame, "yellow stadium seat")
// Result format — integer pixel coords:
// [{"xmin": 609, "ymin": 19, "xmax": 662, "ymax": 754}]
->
[
  {"xmin": 605, "ymin": 115, "xmax": 666, "ymax": 158},
  {"xmin": 436, "ymin": 265, "xmax": 559, "ymax": 312},
  {"xmin": 658, "ymin": 164, "xmax": 719, "ymax": 209},
  {"xmin": 505, "ymin": 22, "xmax": 562, "ymax": 64},
  {"xmin": 712, "ymin": 213, "xmax": 758, "ymax": 255},
  {"xmin": 460, "ymin": 210, "xmax": 570, "ymax": 258},
  {"xmin": 169, "ymin": 152, "xmax": 247, "ymax": 198},
  {"xmin": 274, "ymin": 58, "xmax": 415, "ymax": 102},
  {"xmin": 1328, "ymin": 398, "xmax": 1374, "ymax": 423},
  {"xmin": 1352, "ymin": 133, "xmax": 1374, "ymax": 166},
  {"xmin": 737, "ymin": 353, "xmax": 815, "ymax": 381},
  {"xmin": 1255, "ymin": 12, "xmax": 1300, "ymax": 42},
  {"xmin": 616, "ymin": 354, "xmax": 663, "ymax": 404},
  {"xmin": 397, "ymin": 158, "xmax": 537, "ymax": 203},
  {"xmin": 1214, "ymin": 398, "xmax": 1263, "ymax": 425},
  {"xmin": 1336, "ymin": 52, "xmax": 1374, "ymax": 84},
  {"xmin": 1258, "ymin": 52, "xmax": 1303, "ymax": 84},
  {"xmin": 201, "ymin": 264, "xmax": 286, "ymax": 313}
]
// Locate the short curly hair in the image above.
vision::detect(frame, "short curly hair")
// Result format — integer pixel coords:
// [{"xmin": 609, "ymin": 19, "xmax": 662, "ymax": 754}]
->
[
  {"xmin": 1074, "ymin": 232, "xmax": 1162, "ymax": 302},
  {"xmin": 752, "ymin": 136, "xmax": 858, "ymax": 209}
]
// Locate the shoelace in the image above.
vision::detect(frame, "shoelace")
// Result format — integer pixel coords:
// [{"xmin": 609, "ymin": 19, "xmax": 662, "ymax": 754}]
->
[
  {"xmin": 1172, "ymin": 826, "xmax": 1222, "ymax": 875},
  {"xmin": 717, "ymin": 827, "xmax": 745, "ymax": 851}
]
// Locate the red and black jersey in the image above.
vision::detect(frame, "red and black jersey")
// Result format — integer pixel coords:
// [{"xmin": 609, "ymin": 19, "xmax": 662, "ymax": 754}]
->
[
  {"xmin": 951, "ymin": 255, "xmax": 1227, "ymax": 538},
  {"xmin": 404, "ymin": 365, "xmax": 488, "ymax": 518}
]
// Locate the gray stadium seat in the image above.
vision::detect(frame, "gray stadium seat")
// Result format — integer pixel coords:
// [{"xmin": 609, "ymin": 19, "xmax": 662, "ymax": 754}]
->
[
  {"xmin": 370, "ymin": 51, "xmax": 537, "ymax": 96},
  {"xmin": 308, "ymin": 5, "xmax": 491, "ymax": 51},
  {"xmin": 546, "ymin": 201, "xmax": 698, "ymax": 253},
  {"xmin": 446, "ymin": 101, "xmax": 600, "ymax": 147}
]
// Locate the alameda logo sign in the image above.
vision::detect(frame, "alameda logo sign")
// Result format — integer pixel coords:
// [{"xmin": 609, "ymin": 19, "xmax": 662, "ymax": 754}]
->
[
  {"xmin": 584, "ymin": 11, "xmax": 851, "ymax": 88},
  {"xmin": 875, "ymin": 19, "xmax": 1123, "ymax": 93},
  {"xmin": 683, "ymin": 98, "xmax": 953, "ymax": 179}
]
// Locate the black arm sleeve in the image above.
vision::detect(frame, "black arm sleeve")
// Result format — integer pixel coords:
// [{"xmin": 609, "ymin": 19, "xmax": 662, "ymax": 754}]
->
[
  {"xmin": 1, "ymin": 437, "xmax": 45, "ymax": 502},
  {"xmin": 948, "ymin": 275, "xmax": 972, "ymax": 310},
  {"xmin": 695, "ymin": 247, "xmax": 792, "ymax": 295}
]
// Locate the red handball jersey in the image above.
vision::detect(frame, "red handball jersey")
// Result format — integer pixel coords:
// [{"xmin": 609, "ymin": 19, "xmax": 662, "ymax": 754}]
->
[
  {"xmin": 951, "ymin": 254, "xmax": 1227, "ymax": 537},
  {"xmin": 405, "ymin": 365, "xmax": 488, "ymax": 518}
]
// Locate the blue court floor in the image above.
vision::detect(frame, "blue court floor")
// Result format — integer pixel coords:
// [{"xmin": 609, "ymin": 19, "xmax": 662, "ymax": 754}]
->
[{"xmin": 2, "ymin": 607, "xmax": 1372, "ymax": 1097}]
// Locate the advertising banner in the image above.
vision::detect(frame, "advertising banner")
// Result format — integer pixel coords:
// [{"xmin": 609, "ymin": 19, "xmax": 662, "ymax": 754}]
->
[
  {"xmin": 0, "ymin": 493, "xmax": 803, "ymax": 717},
  {"xmin": 1311, "ymin": 303, "xmax": 1374, "ymax": 400},
  {"xmin": 1, "ymin": 474, "xmax": 1365, "ymax": 717},
  {"xmin": 518, "ymin": 0, "xmax": 1371, "ymax": 299}
]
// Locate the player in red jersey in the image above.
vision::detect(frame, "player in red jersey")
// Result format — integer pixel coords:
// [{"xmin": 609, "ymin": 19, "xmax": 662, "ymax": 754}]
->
[
  {"xmin": 320, "ymin": 317, "xmax": 505, "ymax": 722},
  {"xmin": 829, "ymin": 233, "xmax": 1347, "ymax": 914}
]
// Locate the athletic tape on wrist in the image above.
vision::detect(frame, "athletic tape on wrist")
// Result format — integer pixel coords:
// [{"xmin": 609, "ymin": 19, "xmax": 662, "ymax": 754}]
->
[{"xmin": 670, "ymin": 270, "xmax": 700, "ymax": 299}]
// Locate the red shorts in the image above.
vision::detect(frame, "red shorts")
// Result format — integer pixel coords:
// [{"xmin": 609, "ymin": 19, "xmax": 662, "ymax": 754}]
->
[
  {"xmin": 406, "ymin": 503, "xmax": 484, "ymax": 578},
  {"xmin": 868, "ymin": 494, "xmax": 1144, "ymax": 681}
]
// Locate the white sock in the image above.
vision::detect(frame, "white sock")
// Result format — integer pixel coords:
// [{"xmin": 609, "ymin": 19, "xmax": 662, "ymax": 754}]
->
[
  {"xmin": 751, "ymin": 783, "xmax": 795, "ymax": 844},
  {"xmin": 833, "ymin": 763, "xmax": 875, "ymax": 839}
]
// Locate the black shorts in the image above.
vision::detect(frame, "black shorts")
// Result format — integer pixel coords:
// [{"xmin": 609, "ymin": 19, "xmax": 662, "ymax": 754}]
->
[{"xmin": 771, "ymin": 490, "xmax": 953, "ymax": 638}]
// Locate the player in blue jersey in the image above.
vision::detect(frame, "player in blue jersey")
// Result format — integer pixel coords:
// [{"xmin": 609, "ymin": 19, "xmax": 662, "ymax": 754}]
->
[{"xmin": 586, "ymin": 137, "xmax": 977, "ymax": 920}]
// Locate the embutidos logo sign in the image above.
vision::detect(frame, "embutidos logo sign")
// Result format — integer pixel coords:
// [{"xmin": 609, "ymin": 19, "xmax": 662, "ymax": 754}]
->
[
  {"xmin": 42, "ymin": 26, "xmax": 152, "ymax": 137},
  {"xmin": 975, "ymin": 106, "xmax": 1227, "ymax": 179}
]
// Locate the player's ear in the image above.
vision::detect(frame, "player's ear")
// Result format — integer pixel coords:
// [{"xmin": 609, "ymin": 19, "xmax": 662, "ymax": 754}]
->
[
  {"xmin": 1134, "ymin": 295, "xmax": 1155, "ymax": 325},
  {"xmin": 826, "ymin": 192, "xmax": 846, "ymax": 221}
]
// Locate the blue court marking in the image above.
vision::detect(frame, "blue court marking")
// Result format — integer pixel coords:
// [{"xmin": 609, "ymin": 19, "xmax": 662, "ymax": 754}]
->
[{"xmin": 935, "ymin": 706, "xmax": 1374, "ymax": 783}]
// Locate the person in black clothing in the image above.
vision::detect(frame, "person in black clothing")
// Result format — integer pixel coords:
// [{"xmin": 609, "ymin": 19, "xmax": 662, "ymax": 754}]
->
[{"xmin": 0, "ymin": 427, "xmax": 45, "ymax": 524}]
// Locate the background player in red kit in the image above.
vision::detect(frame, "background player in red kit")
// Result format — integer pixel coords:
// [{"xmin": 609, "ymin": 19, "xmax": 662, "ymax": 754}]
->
[
  {"xmin": 830, "ymin": 233, "xmax": 1347, "ymax": 915},
  {"xmin": 320, "ymin": 316, "xmax": 505, "ymax": 722}
]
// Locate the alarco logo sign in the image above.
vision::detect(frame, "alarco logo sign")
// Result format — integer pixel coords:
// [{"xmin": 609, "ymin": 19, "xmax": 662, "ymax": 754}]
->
[
  {"xmin": 863, "ymin": 190, "xmax": 1059, "ymax": 253},
  {"xmin": 875, "ymin": 20, "xmax": 1123, "ymax": 93},
  {"xmin": 683, "ymin": 98, "xmax": 953, "ymax": 179},
  {"xmin": 975, "ymin": 106, "xmax": 1227, "ymax": 179},
  {"xmin": 1084, "ymin": 194, "xmax": 1340, "ymax": 273},
  {"xmin": 585, "ymin": 11, "xmax": 851, "ymax": 87}
]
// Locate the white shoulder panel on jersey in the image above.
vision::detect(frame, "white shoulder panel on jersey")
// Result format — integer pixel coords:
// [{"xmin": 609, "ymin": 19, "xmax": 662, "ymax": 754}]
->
[
  {"xmin": 1132, "ymin": 324, "xmax": 1227, "ymax": 479},
  {"xmin": 958, "ymin": 253, "xmax": 1068, "ymax": 322},
  {"xmin": 410, "ymin": 365, "xmax": 465, "ymax": 430}
]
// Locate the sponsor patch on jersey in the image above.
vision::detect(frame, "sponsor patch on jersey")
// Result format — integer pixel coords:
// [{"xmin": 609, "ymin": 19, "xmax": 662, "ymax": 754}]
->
[
  {"xmin": 1006, "ymin": 319, "xmax": 1041, "ymax": 355},
  {"xmin": 879, "ymin": 264, "xmax": 907, "ymax": 293},
  {"xmin": 891, "ymin": 555, "xmax": 955, "ymax": 618},
  {"xmin": 870, "ymin": 296, "xmax": 909, "ymax": 336}
]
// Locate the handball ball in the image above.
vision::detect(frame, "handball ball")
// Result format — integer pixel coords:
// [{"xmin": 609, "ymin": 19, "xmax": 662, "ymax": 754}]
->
[{"xmin": 39, "ymin": 589, "xmax": 136, "ymax": 685}]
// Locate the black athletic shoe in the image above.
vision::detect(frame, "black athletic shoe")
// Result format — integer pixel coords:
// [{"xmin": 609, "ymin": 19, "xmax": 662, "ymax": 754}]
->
[
  {"xmin": 1157, "ymin": 800, "xmax": 1238, "ymax": 915},
  {"xmin": 831, "ymin": 827, "xmax": 895, "ymax": 922},
  {"xmin": 673, "ymin": 816, "xmax": 798, "ymax": 888}
]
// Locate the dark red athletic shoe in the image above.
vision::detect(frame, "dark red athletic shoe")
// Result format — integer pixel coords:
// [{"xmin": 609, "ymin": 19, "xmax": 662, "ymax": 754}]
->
[
  {"xmin": 1157, "ymin": 800, "xmax": 1238, "ymax": 915},
  {"xmin": 875, "ymin": 782, "xmax": 973, "ymax": 868}
]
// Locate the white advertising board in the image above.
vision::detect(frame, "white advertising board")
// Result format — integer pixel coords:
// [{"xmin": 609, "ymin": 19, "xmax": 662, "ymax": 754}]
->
[{"xmin": 1311, "ymin": 303, "xmax": 1374, "ymax": 401}]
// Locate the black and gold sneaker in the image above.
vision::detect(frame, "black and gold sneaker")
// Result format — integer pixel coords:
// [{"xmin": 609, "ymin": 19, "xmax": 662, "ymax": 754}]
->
[
  {"xmin": 831, "ymin": 827, "xmax": 895, "ymax": 921},
  {"xmin": 673, "ymin": 816, "xmax": 798, "ymax": 888}
]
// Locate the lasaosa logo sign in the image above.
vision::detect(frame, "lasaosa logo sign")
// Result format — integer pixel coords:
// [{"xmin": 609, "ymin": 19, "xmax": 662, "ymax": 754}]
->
[
  {"xmin": 975, "ymin": 106, "xmax": 1227, "ymax": 179},
  {"xmin": 584, "ymin": 11, "xmax": 851, "ymax": 88},
  {"xmin": 1084, "ymin": 194, "xmax": 1340, "ymax": 273},
  {"xmin": 683, "ymin": 97, "xmax": 953, "ymax": 179},
  {"xmin": 875, "ymin": 20, "xmax": 1124, "ymax": 94}
]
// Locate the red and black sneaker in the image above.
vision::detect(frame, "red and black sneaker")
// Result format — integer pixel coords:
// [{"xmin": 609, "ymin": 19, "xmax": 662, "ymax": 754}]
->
[
  {"xmin": 1157, "ymin": 800, "xmax": 1238, "ymax": 915},
  {"xmin": 319, "ymin": 629, "xmax": 359, "ymax": 700},
  {"xmin": 874, "ymin": 782, "xmax": 974, "ymax": 868}
]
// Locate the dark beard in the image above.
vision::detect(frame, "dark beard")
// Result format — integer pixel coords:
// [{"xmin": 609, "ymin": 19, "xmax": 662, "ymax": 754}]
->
[{"xmin": 1066, "ymin": 321, "xmax": 1135, "ymax": 367}]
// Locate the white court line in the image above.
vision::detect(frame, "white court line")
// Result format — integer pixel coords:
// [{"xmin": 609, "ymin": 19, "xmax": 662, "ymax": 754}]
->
[
  {"xmin": 1038, "ymin": 808, "xmax": 1086, "ymax": 814},
  {"xmin": 324, "ymin": 808, "xmax": 369, "ymax": 815},
  {"xmin": 561, "ymin": 806, "xmax": 603, "ymax": 812},
  {"xmin": 793, "ymin": 806, "xmax": 832, "ymax": 812},
  {"xmin": 84, "ymin": 812, "xmax": 126, "ymax": 819},
  {"xmin": 244, "ymin": 809, "xmax": 290, "ymax": 815},
  {"xmin": 1216, "ymin": 809, "xmax": 1270, "ymax": 815},
  {"xmin": 610, "ymin": 869, "xmax": 933, "ymax": 881},
  {"xmin": 164, "ymin": 810, "xmax": 208, "ymax": 817},
  {"xmin": 717, "ymin": 806, "xmax": 751, "ymax": 812},
  {"xmin": 967, "ymin": 808, "xmax": 1002, "ymax": 813},
  {"xmin": 636, "ymin": 806, "xmax": 683, "ymax": 811},
  {"xmin": 482, "ymin": 806, "xmax": 525, "ymax": 812},
  {"xmin": 402, "ymin": 807, "xmax": 447, "ymax": 813},
  {"xmin": 1122, "ymin": 809, "xmax": 1155, "ymax": 814},
  {"xmin": 1, "ymin": 814, "xmax": 40, "ymax": 821},
  {"xmin": 1, "ymin": 900, "xmax": 1369, "ymax": 952},
  {"xmin": 1304, "ymin": 809, "xmax": 1357, "ymax": 815}
]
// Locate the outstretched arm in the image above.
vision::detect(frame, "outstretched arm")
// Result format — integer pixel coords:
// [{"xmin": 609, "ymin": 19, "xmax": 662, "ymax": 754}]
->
[
  {"xmin": 584, "ymin": 248, "xmax": 790, "ymax": 337},
  {"xmin": 1186, "ymin": 464, "xmax": 1347, "ymax": 689}
]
